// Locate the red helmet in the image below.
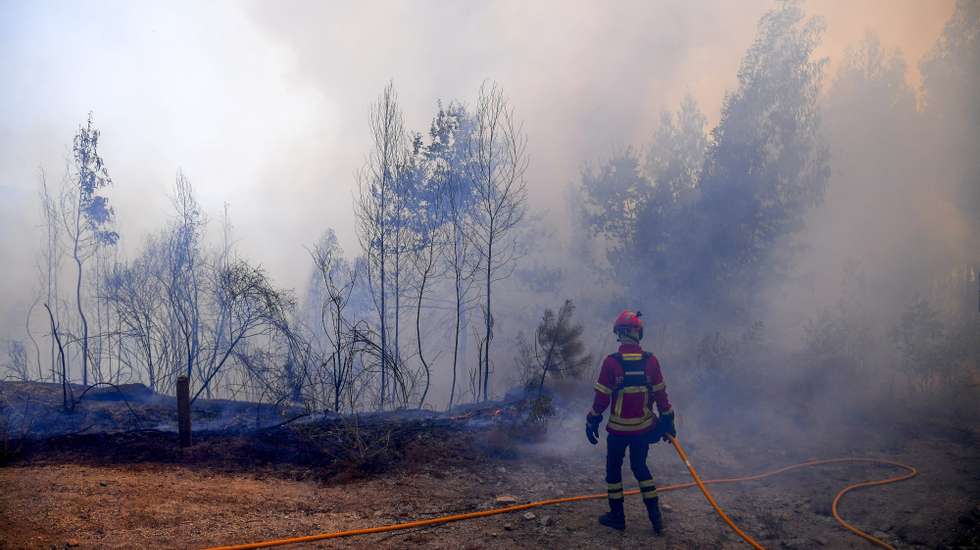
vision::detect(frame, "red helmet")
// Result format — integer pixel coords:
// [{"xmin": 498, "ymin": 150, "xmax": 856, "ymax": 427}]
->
[{"xmin": 613, "ymin": 310, "xmax": 644, "ymax": 340}]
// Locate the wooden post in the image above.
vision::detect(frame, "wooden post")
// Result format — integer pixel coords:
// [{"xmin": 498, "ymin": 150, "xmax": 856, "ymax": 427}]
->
[{"xmin": 177, "ymin": 375, "xmax": 191, "ymax": 448}]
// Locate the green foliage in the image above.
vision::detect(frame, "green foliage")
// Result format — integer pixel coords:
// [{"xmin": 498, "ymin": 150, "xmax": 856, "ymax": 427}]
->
[
  {"xmin": 920, "ymin": 0, "xmax": 980, "ymax": 244},
  {"xmin": 921, "ymin": 0, "xmax": 980, "ymax": 123},
  {"xmin": 72, "ymin": 112, "xmax": 118, "ymax": 246},
  {"xmin": 516, "ymin": 299, "xmax": 593, "ymax": 396},
  {"xmin": 828, "ymin": 35, "xmax": 916, "ymax": 125},
  {"xmin": 691, "ymin": 0, "xmax": 829, "ymax": 311},
  {"xmin": 579, "ymin": 149, "xmax": 648, "ymax": 254},
  {"xmin": 579, "ymin": 1, "xmax": 830, "ymax": 324}
]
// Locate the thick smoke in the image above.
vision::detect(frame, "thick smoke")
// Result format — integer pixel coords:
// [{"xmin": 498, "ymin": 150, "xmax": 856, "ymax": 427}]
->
[
  {"xmin": 1, "ymin": 1, "xmax": 973, "ymax": 427},
  {"xmin": 567, "ymin": 1, "xmax": 979, "ymax": 442}
]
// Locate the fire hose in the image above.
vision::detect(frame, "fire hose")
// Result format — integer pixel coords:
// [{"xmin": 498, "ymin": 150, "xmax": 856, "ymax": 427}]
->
[{"xmin": 204, "ymin": 435, "xmax": 917, "ymax": 550}]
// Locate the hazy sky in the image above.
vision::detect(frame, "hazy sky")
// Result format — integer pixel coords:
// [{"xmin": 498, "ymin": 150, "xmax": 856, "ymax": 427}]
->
[{"xmin": 0, "ymin": 0, "xmax": 954, "ymax": 333}]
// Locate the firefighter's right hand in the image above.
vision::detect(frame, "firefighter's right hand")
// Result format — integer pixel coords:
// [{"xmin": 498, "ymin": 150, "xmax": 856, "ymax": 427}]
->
[{"xmin": 586, "ymin": 413, "xmax": 602, "ymax": 445}]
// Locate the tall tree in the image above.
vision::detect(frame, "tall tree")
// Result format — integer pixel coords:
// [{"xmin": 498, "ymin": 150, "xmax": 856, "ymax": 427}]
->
[
  {"xmin": 424, "ymin": 101, "xmax": 478, "ymax": 409},
  {"xmin": 690, "ymin": 0, "xmax": 829, "ymax": 317},
  {"xmin": 920, "ymin": 0, "xmax": 980, "ymax": 256},
  {"xmin": 468, "ymin": 82, "xmax": 528, "ymax": 401},
  {"xmin": 819, "ymin": 33, "xmax": 927, "ymax": 323},
  {"xmin": 165, "ymin": 171, "xmax": 205, "ymax": 382},
  {"xmin": 636, "ymin": 96, "xmax": 708, "ymax": 277},
  {"xmin": 579, "ymin": 98, "xmax": 708, "ymax": 299},
  {"xmin": 62, "ymin": 113, "xmax": 119, "ymax": 386},
  {"xmin": 355, "ymin": 82, "xmax": 409, "ymax": 410},
  {"xmin": 580, "ymin": 1, "xmax": 829, "ymax": 326}
]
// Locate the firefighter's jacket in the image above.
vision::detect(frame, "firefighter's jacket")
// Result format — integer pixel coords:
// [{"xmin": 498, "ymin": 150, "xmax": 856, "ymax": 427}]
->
[{"xmin": 590, "ymin": 343, "xmax": 672, "ymax": 435}]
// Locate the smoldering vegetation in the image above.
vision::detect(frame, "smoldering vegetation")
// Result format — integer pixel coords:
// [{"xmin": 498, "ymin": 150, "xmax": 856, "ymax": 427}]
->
[{"xmin": 1, "ymin": 0, "xmax": 978, "ymax": 462}]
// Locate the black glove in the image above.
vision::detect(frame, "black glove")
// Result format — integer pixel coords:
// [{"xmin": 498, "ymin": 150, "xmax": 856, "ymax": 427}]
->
[
  {"xmin": 657, "ymin": 411, "xmax": 676, "ymax": 442},
  {"xmin": 586, "ymin": 413, "xmax": 602, "ymax": 445}
]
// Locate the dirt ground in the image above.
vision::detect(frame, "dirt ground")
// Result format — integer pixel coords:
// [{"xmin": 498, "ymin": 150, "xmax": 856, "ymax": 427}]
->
[{"xmin": 2, "ymin": 418, "xmax": 978, "ymax": 549}]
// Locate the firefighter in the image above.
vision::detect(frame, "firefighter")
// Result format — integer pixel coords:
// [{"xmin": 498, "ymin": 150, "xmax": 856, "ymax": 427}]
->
[{"xmin": 586, "ymin": 310, "xmax": 676, "ymax": 534}]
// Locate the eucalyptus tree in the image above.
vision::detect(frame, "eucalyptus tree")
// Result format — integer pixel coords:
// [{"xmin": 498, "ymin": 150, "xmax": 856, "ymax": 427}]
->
[
  {"xmin": 424, "ymin": 101, "xmax": 479, "ymax": 409},
  {"xmin": 61, "ymin": 113, "xmax": 119, "ymax": 386},
  {"xmin": 681, "ymin": 1, "xmax": 829, "ymax": 319},
  {"xmin": 402, "ymin": 139, "xmax": 448, "ymax": 409},
  {"xmin": 580, "ymin": 1, "xmax": 829, "ymax": 327},
  {"xmin": 467, "ymin": 82, "xmax": 528, "ymax": 401},
  {"xmin": 355, "ymin": 82, "xmax": 409, "ymax": 410}
]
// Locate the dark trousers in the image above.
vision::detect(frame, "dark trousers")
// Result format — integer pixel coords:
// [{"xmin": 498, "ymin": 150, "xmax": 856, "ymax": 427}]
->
[{"xmin": 605, "ymin": 432, "xmax": 659, "ymax": 511}]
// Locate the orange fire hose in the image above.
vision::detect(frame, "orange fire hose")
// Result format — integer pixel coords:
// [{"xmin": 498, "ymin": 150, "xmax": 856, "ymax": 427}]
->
[{"xmin": 204, "ymin": 436, "xmax": 917, "ymax": 550}]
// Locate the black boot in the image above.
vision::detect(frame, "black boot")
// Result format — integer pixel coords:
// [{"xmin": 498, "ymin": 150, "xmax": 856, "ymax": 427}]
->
[
  {"xmin": 598, "ymin": 499, "xmax": 626, "ymax": 531},
  {"xmin": 645, "ymin": 497, "xmax": 664, "ymax": 535}
]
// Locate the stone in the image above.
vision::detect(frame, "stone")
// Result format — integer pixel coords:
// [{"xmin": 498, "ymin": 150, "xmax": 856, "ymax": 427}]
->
[
  {"xmin": 495, "ymin": 495, "xmax": 518, "ymax": 505},
  {"xmin": 523, "ymin": 511, "xmax": 536, "ymax": 520}
]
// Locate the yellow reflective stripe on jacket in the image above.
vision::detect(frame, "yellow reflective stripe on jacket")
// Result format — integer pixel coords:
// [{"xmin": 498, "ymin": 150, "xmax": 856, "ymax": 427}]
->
[
  {"xmin": 621, "ymin": 353, "xmax": 643, "ymax": 360},
  {"xmin": 615, "ymin": 385, "xmax": 647, "ymax": 417},
  {"xmin": 594, "ymin": 382, "xmax": 613, "ymax": 395},
  {"xmin": 607, "ymin": 416, "xmax": 654, "ymax": 432},
  {"xmin": 610, "ymin": 413, "xmax": 654, "ymax": 426},
  {"xmin": 650, "ymin": 382, "xmax": 666, "ymax": 392}
]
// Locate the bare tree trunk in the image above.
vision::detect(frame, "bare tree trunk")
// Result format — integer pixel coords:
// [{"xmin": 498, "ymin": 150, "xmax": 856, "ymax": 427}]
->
[
  {"xmin": 335, "ymin": 301, "xmax": 343, "ymax": 412},
  {"xmin": 73, "ymin": 202, "xmax": 89, "ymax": 387},
  {"xmin": 43, "ymin": 173, "xmax": 58, "ymax": 383},
  {"xmin": 393, "ymin": 206, "xmax": 401, "ymax": 404},
  {"xmin": 415, "ymin": 244, "xmax": 434, "ymax": 409},
  {"xmin": 44, "ymin": 304, "xmax": 70, "ymax": 411},
  {"xmin": 27, "ymin": 299, "xmax": 43, "ymax": 380},
  {"xmin": 379, "ymin": 194, "xmax": 387, "ymax": 410},
  {"xmin": 483, "ymin": 230, "xmax": 493, "ymax": 401},
  {"xmin": 449, "ymin": 250, "xmax": 462, "ymax": 410},
  {"xmin": 356, "ymin": 83, "xmax": 407, "ymax": 411},
  {"xmin": 469, "ymin": 82, "xmax": 528, "ymax": 403},
  {"xmin": 94, "ymin": 252, "xmax": 103, "ymax": 383}
]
